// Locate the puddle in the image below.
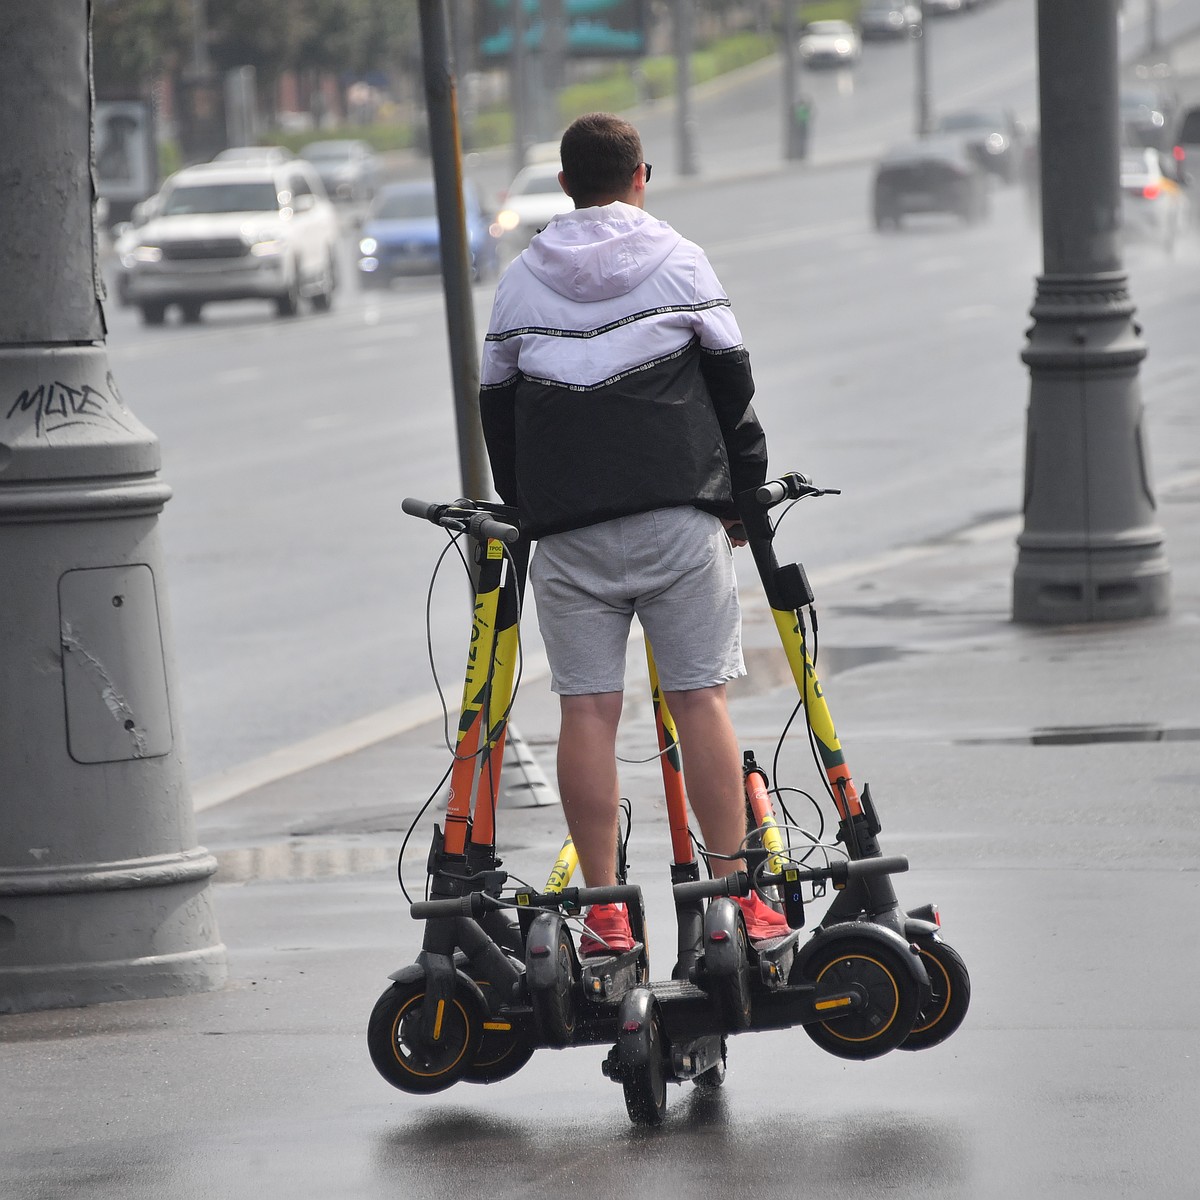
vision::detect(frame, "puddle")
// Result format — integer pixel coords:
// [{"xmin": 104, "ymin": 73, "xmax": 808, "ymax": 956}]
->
[
  {"xmin": 958, "ymin": 724, "xmax": 1200, "ymax": 747},
  {"xmin": 213, "ymin": 840, "xmax": 400, "ymax": 883}
]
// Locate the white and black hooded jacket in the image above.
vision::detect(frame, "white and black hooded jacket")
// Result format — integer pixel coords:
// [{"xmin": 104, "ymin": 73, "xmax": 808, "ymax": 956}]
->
[{"xmin": 479, "ymin": 201, "xmax": 767, "ymax": 539}]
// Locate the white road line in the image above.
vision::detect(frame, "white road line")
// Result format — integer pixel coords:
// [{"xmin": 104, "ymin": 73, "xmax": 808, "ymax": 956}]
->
[{"xmin": 192, "ymin": 651, "xmax": 549, "ymax": 812}]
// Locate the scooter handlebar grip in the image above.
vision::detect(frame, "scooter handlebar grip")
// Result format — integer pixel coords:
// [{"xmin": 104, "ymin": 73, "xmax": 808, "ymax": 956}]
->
[
  {"xmin": 402, "ymin": 497, "xmax": 441, "ymax": 522},
  {"xmin": 409, "ymin": 895, "xmax": 479, "ymax": 919},
  {"xmin": 845, "ymin": 855, "xmax": 909, "ymax": 880},
  {"xmin": 469, "ymin": 513, "xmax": 521, "ymax": 544},
  {"xmin": 755, "ymin": 480, "xmax": 787, "ymax": 506},
  {"xmin": 671, "ymin": 873, "xmax": 746, "ymax": 903},
  {"xmin": 573, "ymin": 883, "xmax": 642, "ymax": 907}
]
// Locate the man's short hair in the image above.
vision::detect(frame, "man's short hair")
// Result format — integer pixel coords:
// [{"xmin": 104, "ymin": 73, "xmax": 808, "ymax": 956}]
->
[{"xmin": 559, "ymin": 113, "xmax": 643, "ymax": 204}]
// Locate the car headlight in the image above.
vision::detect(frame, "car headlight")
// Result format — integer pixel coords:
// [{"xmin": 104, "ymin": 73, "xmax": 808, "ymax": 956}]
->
[
  {"xmin": 132, "ymin": 243, "xmax": 162, "ymax": 263},
  {"xmin": 495, "ymin": 209, "xmax": 521, "ymax": 232},
  {"xmin": 835, "ymin": 39, "xmax": 852, "ymax": 53},
  {"xmin": 250, "ymin": 238, "xmax": 286, "ymax": 257},
  {"xmin": 984, "ymin": 133, "xmax": 1007, "ymax": 154},
  {"xmin": 359, "ymin": 236, "xmax": 378, "ymax": 255}
]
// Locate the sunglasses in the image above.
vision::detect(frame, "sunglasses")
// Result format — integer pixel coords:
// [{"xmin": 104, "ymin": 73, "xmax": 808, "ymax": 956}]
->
[{"xmin": 641, "ymin": 162, "xmax": 653, "ymax": 183}]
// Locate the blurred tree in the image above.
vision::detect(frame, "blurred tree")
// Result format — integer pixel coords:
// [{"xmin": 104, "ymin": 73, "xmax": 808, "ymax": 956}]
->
[{"xmin": 92, "ymin": 0, "xmax": 191, "ymax": 94}]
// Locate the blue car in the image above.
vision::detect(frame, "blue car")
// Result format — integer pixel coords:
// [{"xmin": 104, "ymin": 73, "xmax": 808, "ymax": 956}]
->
[{"xmin": 356, "ymin": 179, "xmax": 499, "ymax": 287}]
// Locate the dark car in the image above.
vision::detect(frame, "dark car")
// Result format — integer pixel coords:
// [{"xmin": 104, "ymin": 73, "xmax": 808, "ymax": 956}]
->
[
  {"xmin": 931, "ymin": 108, "xmax": 1027, "ymax": 184},
  {"xmin": 1120, "ymin": 86, "xmax": 1175, "ymax": 152},
  {"xmin": 872, "ymin": 136, "xmax": 990, "ymax": 230},
  {"xmin": 859, "ymin": 1, "xmax": 920, "ymax": 39},
  {"xmin": 356, "ymin": 179, "xmax": 499, "ymax": 287},
  {"xmin": 299, "ymin": 138, "xmax": 381, "ymax": 203}
]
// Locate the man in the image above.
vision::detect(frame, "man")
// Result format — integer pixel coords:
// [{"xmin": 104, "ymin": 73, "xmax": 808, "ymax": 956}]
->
[{"xmin": 479, "ymin": 113, "xmax": 787, "ymax": 954}]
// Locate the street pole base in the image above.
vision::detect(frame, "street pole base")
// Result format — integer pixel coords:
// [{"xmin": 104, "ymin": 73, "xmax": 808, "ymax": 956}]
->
[
  {"xmin": 0, "ymin": 855, "xmax": 227, "ymax": 1013},
  {"xmin": 0, "ymin": 945, "xmax": 229, "ymax": 1015},
  {"xmin": 1012, "ymin": 547, "xmax": 1170, "ymax": 623}
]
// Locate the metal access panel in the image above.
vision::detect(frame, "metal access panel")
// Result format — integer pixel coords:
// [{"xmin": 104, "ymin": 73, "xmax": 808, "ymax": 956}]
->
[{"xmin": 59, "ymin": 564, "xmax": 173, "ymax": 763}]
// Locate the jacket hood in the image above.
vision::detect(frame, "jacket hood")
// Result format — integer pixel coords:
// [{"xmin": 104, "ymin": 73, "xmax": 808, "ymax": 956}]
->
[{"xmin": 521, "ymin": 202, "xmax": 683, "ymax": 301}]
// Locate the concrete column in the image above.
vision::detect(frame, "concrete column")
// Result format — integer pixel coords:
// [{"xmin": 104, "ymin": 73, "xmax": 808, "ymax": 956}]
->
[
  {"xmin": 0, "ymin": 0, "xmax": 226, "ymax": 1011},
  {"xmin": 1012, "ymin": 0, "xmax": 1170, "ymax": 622}
]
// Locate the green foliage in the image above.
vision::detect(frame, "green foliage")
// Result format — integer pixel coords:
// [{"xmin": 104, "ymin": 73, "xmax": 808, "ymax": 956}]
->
[
  {"xmin": 272, "ymin": 122, "xmax": 415, "ymax": 154},
  {"xmin": 92, "ymin": 0, "xmax": 191, "ymax": 94}
]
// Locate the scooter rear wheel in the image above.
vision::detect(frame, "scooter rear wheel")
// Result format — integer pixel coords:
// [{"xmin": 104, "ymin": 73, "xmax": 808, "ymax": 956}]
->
[
  {"xmin": 796, "ymin": 935, "xmax": 921, "ymax": 1061},
  {"xmin": 367, "ymin": 974, "xmax": 485, "ymax": 1093},
  {"xmin": 528, "ymin": 919, "xmax": 578, "ymax": 1047},
  {"xmin": 622, "ymin": 1009, "xmax": 669, "ymax": 1127},
  {"xmin": 900, "ymin": 936, "xmax": 970, "ymax": 1051}
]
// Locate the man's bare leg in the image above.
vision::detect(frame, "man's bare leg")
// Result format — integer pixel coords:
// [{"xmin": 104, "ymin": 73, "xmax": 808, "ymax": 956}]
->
[
  {"xmin": 662, "ymin": 683, "xmax": 747, "ymax": 873},
  {"xmin": 556, "ymin": 691, "xmax": 624, "ymax": 886}
]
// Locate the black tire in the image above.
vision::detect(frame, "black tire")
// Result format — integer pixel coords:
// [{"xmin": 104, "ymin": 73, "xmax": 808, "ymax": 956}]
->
[
  {"xmin": 139, "ymin": 302, "xmax": 166, "ymax": 326},
  {"xmin": 460, "ymin": 977, "xmax": 535, "ymax": 1084},
  {"xmin": 180, "ymin": 301, "xmax": 203, "ymax": 324},
  {"xmin": 311, "ymin": 253, "xmax": 336, "ymax": 313},
  {"xmin": 366, "ymin": 975, "xmax": 485, "ymax": 1094},
  {"xmin": 900, "ymin": 937, "xmax": 970, "ymax": 1051},
  {"xmin": 693, "ymin": 1038, "xmax": 727, "ymax": 1089},
  {"xmin": 708, "ymin": 910, "xmax": 752, "ymax": 1031},
  {"xmin": 622, "ymin": 1009, "xmax": 668, "ymax": 1127},
  {"xmin": 275, "ymin": 274, "xmax": 300, "ymax": 317},
  {"xmin": 795, "ymin": 934, "xmax": 922, "ymax": 1061},
  {"xmin": 528, "ymin": 921, "xmax": 578, "ymax": 1048}
]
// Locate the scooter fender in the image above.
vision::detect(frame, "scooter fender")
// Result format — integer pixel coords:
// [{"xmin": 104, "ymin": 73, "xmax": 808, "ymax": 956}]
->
[
  {"xmin": 615, "ymin": 987, "xmax": 659, "ymax": 1075},
  {"xmin": 525, "ymin": 911, "xmax": 572, "ymax": 993},
  {"xmin": 794, "ymin": 921, "xmax": 930, "ymax": 994},
  {"xmin": 387, "ymin": 960, "xmax": 490, "ymax": 1014},
  {"xmin": 703, "ymin": 897, "xmax": 745, "ymax": 979},
  {"xmin": 904, "ymin": 917, "xmax": 940, "ymax": 942}
]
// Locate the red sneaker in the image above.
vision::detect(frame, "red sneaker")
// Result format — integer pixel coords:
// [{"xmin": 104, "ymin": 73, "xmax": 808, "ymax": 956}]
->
[
  {"xmin": 737, "ymin": 890, "xmax": 791, "ymax": 941},
  {"xmin": 578, "ymin": 902, "xmax": 635, "ymax": 957}
]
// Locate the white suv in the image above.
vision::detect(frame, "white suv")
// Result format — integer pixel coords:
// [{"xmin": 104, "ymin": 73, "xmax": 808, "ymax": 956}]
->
[{"xmin": 119, "ymin": 160, "xmax": 341, "ymax": 325}]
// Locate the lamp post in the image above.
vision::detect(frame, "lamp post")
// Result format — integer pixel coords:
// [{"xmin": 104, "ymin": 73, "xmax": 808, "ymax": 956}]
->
[
  {"xmin": 0, "ymin": 0, "xmax": 226, "ymax": 1012},
  {"xmin": 782, "ymin": 1, "xmax": 810, "ymax": 160},
  {"xmin": 914, "ymin": 2, "xmax": 931, "ymax": 137},
  {"xmin": 674, "ymin": 0, "xmax": 700, "ymax": 176},
  {"xmin": 1012, "ymin": 0, "xmax": 1170, "ymax": 622}
]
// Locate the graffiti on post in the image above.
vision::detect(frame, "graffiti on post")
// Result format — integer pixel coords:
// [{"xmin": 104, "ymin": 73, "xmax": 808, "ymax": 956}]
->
[{"xmin": 5, "ymin": 376, "xmax": 138, "ymax": 439}]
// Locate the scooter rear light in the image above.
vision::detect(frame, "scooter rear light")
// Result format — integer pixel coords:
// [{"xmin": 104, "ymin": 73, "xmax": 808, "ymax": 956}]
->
[
  {"xmin": 622, "ymin": 1019, "xmax": 642, "ymax": 1033},
  {"xmin": 1143, "ymin": 183, "xmax": 1161, "ymax": 199},
  {"xmin": 529, "ymin": 944, "xmax": 551, "ymax": 958},
  {"xmin": 709, "ymin": 930, "xmax": 730, "ymax": 943}
]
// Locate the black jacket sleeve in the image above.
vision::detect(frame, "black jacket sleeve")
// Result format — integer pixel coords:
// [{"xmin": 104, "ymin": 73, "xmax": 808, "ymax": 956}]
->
[
  {"xmin": 700, "ymin": 347, "xmax": 768, "ymax": 508},
  {"xmin": 479, "ymin": 380, "xmax": 520, "ymax": 506}
]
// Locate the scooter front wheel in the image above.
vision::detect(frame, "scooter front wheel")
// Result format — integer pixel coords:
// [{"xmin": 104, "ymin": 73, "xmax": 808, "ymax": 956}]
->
[
  {"xmin": 900, "ymin": 936, "xmax": 970, "ymax": 1051},
  {"xmin": 795, "ymin": 935, "xmax": 921, "ymax": 1061},
  {"xmin": 367, "ymin": 973, "xmax": 486, "ymax": 1094}
]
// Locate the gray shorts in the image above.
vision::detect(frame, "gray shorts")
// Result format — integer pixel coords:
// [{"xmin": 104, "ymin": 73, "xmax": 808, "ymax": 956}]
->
[{"xmin": 529, "ymin": 506, "xmax": 746, "ymax": 695}]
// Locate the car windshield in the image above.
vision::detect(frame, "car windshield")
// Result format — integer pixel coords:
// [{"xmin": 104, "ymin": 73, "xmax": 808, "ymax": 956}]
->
[
  {"xmin": 1120, "ymin": 150, "xmax": 1155, "ymax": 176},
  {"xmin": 303, "ymin": 143, "xmax": 354, "ymax": 162},
  {"xmin": 937, "ymin": 112, "xmax": 998, "ymax": 131},
  {"xmin": 1121, "ymin": 90, "xmax": 1161, "ymax": 112},
  {"xmin": 161, "ymin": 182, "xmax": 280, "ymax": 215},
  {"xmin": 515, "ymin": 174, "xmax": 563, "ymax": 196},
  {"xmin": 807, "ymin": 21, "xmax": 850, "ymax": 34},
  {"xmin": 375, "ymin": 190, "xmax": 437, "ymax": 220}
]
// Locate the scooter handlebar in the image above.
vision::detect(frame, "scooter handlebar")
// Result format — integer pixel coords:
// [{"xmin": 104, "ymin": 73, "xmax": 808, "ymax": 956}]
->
[
  {"xmin": 402, "ymin": 497, "xmax": 520, "ymax": 544},
  {"xmin": 672, "ymin": 854, "xmax": 909, "ymax": 903},
  {"xmin": 752, "ymin": 472, "xmax": 841, "ymax": 509}
]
